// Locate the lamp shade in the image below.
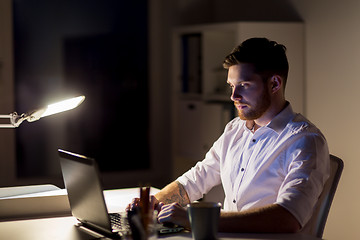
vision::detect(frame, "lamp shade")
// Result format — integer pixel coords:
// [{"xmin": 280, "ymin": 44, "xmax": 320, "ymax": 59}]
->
[{"xmin": 0, "ymin": 95, "xmax": 85, "ymax": 128}]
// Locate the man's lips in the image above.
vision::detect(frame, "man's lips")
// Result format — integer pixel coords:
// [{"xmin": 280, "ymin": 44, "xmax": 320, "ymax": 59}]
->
[{"xmin": 234, "ymin": 102, "xmax": 248, "ymax": 109}]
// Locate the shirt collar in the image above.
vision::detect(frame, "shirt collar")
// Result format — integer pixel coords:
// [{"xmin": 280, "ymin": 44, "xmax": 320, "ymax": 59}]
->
[{"xmin": 266, "ymin": 102, "xmax": 295, "ymax": 134}]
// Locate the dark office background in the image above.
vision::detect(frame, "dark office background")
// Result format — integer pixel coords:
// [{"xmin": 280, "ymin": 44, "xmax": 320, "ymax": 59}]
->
[
  {"xmin": 13, "ymin": 0, "xmax": 149, "ymax": 178},
  {"xmin": 10, "ymin": 0, "xmax": 301, "ymax": 186}
]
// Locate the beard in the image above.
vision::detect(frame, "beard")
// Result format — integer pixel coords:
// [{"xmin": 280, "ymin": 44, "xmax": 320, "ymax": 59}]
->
[{"xmin": 236, "ymin": 87, "xmax": 271, "ymax": 121}]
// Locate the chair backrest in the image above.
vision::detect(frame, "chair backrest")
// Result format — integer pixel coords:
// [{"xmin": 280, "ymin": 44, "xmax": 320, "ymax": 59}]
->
[{"xmin": 302, "ymin": 154, "xmax": 344, "ymax": 238}]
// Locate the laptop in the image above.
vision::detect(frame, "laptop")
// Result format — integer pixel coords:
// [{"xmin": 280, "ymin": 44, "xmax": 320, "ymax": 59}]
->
[{"xmin": 58, "ymin": 149, "xmax": 183, "ymax": 238}]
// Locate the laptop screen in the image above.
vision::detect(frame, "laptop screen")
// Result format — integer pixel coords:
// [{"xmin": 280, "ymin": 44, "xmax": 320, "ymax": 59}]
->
[{"xmin": 58, "ymin": 149, "xmax": 112, "ymax": 233}]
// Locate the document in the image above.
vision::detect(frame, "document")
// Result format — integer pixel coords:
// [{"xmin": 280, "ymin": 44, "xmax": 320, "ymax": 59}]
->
[{"xmin": 0, "ymin": 184, "xmax": 71, "ymax": 220}]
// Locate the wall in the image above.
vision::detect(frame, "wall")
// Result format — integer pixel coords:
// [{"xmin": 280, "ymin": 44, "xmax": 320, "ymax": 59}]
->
[
  {"xmin": 0, "ymin": 0, "xmax": 16, "ymax": 187},
  {"xmin": 290, "ymin": 1, "xmax": 360, "ymax": 239}
]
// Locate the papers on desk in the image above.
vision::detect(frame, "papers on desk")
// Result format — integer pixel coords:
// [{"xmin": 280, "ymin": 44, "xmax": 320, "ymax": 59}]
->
[
  {"xmin": 104, "ymin": 187, "xmax": 160, "ymax": 213},
  {"xmin": 0, "ymin": 185, "xmax": 161, "ymax": 222},
  {"xmin": 0, "ymin": 184, "xmax": 71, "ymax": 221}
]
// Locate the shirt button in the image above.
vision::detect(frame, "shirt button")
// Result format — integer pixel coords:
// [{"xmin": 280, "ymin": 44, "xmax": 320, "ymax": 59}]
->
[
  {"xmin": 233, "ymin": 199, "xmax": 236, "ymax": 203},
  {"xmin": 252, "ymin": 139, "xmax": 256, "ymax": 143},
  {"xmin": 241, "ymin": 168, "xmax": 245, "ymax": 172}
]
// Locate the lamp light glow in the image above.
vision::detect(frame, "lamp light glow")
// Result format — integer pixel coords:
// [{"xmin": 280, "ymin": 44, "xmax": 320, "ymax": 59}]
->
[
  {"xmin": 39, "ymin": 96, "xmax": 85, "ymax": 119},
  {"xmin": 0, "ymin": 95, "xmax": 85, "ymax": 128}
]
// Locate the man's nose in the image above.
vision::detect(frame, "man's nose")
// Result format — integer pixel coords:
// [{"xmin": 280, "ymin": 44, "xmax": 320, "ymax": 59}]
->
[{"xmin": 230, "ymin": 88, "xmax": 242, "ymax": 102}]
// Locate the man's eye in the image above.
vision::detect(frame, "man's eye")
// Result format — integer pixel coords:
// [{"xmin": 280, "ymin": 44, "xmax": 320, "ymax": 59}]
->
[{"xmin": 228, "ymin": 83, "xmax": 249, "ymax": 89}]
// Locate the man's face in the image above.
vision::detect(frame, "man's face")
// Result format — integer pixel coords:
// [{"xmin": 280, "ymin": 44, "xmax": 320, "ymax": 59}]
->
[{"xmin": 227, "ymin": 63, "xmax": 271, "ymax": 120}]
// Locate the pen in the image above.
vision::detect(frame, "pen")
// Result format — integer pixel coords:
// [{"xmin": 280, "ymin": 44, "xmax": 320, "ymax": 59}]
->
[{"xmin": 139, "ymin": 186, "xmax": 150, "ymax": 231}]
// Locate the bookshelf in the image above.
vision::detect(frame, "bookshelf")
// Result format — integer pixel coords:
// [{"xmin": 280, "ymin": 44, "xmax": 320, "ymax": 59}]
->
[{"xmin": 171, "ymin": 22, "xmax": 304, "ymax": 178}]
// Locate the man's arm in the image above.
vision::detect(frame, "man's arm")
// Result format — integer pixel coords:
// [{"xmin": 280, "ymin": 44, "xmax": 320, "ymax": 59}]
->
[
  {"xmin": 219, "ymin": 203, "xmax": 301, "ymax": 233},
  {"xmin": 155, "ymin": 182, "xmax": 300, "ymax": 233},
  {"xmin": 155, "ymin": 181, "xmax": 190, "ymax": 207},
  {"xmin": 157, "ymin": 200, "xmax": 300, "ymax": 233}
]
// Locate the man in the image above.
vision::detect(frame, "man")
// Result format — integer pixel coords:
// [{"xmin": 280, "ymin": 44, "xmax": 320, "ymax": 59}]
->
[{"xmin": 129, "ymin": 38, "xmax": 330, "ymax": 233}]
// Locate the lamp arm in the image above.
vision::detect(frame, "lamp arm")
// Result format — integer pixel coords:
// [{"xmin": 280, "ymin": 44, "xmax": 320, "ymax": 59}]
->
[
  {"xmin": 0, "ymin": 111, "xmax": 44, "ymax": 128},
  {"xmin": 9, "ymin": 108, "xmax": 46, "ymax": 127},
  {"xmin": 10, "ymin": 112, "xmax": 26, "ymax": 127}
]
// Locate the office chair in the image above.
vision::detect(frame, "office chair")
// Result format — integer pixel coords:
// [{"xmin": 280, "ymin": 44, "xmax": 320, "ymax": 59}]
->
[{"xmin": 302, "ymin": 154, "xmax": 344, "ymax": 238}]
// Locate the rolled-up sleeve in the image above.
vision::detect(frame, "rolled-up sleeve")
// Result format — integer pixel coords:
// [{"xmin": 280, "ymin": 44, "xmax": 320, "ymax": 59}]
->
[
  {"xmin": 177, "ymin": 139, "xmax": 222, "ymax": 202},
  {"xmin": 276, "ymin": 133, "xmax": 330, "ymax": 227}
]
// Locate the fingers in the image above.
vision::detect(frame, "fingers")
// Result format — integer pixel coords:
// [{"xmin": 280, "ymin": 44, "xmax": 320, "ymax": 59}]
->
[
  {"xmin": 157, "ymin": 203, "xmax": 190, "ymax": 229},
  {"xmin": 127, "ymin": 199, "xmax": 191, "ymax": 229},
  {"xmin": 150, "ymin": 195, "xmax": 161, "ymax": 212},
  {"xmin": 126, "ymin": 196, "xmax": 162, "ymax": 212},
  {"xmin": 158, "ymin": 202, "xmax": 165, "ymax": 211},
  {"xmin": 126, "ymin": 197, "xmax": 140, "ymax": 211},
  {"xmin": 157, "ymin": 204, "xmax": 174, "ymax": 223}
]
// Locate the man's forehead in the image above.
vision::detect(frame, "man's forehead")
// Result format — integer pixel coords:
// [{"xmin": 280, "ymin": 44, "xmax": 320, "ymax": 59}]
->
[{"xmin": 228, "ymin": 63, "xmax": 257, "ymax": 81}]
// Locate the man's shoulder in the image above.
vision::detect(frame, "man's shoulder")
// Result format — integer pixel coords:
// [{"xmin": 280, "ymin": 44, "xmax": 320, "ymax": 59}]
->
[{"xmin": 287, "ymin": 113, "xmax": 325, "ymax": 139}]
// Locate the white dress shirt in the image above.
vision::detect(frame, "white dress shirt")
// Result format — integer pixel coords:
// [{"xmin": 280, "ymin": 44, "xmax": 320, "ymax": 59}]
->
[{"xmin": 177, "ymin": 103, "xmax": 330, "ymax": 227}]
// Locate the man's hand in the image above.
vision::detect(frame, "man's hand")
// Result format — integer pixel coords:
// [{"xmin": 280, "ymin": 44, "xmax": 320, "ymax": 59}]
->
[
  {"xmin": 157, "ymin": 203, "xmax": 190, "ymax": 230},
  {"xmin": 126, "ymin": 195, "xmax": 164, "ymax": 213},
  {"xmin": 126, "ymin": 181, "xmax": 190, "ymax": 213}
]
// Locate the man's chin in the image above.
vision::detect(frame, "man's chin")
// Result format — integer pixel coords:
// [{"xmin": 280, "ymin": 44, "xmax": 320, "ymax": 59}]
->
[
  {"xmin": 237, "ymin": 111, "xmax": 250, "ymax": 120},
  {"xmin": 237, "ymin": 109, "xmax": 263, "ymax": 121}
]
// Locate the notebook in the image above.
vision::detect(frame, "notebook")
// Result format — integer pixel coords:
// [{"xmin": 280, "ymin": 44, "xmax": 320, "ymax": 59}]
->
[{"xmin": 58, "ymin": 149, "xmax": 183, "ymax": 238}]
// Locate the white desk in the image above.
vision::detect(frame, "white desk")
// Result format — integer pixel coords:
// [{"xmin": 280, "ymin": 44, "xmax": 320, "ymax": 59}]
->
[{"xmin": 0, "ymin": 188, "xmax": 321, "ymax": 240}]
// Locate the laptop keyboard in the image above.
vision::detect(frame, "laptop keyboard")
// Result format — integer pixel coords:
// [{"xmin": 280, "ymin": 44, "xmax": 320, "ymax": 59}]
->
[{"xmin": 110, "ymin": 212, "xmax": 131, "ymax": 233}]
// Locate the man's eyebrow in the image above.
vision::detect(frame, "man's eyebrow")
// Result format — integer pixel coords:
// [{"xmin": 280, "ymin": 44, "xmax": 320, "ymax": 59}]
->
[{"xmin": 227, "ymin": 79, "xmax": 251, "ymax": 85}]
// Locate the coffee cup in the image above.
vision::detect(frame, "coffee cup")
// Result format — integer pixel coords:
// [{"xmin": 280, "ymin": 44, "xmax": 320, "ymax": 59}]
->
[{"xmin": 187, "ymin": 202, "xmax": 221, "ymax": 240}]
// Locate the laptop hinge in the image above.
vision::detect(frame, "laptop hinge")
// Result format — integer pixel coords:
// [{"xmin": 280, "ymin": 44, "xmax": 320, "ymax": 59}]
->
[{"xmin": 76, "ymin": 220, "xmax": 122, "ymax": 239}]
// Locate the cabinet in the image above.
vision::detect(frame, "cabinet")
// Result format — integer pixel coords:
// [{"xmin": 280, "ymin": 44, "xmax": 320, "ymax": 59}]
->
[{"xmin": 171, "ymin": 22, "xmax": 304, "ymax": 178}]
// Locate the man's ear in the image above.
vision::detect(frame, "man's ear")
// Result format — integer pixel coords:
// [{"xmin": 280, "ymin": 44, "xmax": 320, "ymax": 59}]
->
[{"xmin": 269, "ymin": 75, "xmax": 282, "ymax": 94}]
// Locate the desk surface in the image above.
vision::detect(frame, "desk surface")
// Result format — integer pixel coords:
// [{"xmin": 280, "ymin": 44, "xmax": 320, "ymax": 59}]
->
[{"xmin": 0, "ymin": 188, "xmax": 321, "ymax": 240}]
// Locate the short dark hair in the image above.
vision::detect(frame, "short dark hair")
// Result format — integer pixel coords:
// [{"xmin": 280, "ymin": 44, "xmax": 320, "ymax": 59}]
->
[{"xmin": 223, "ymin": 38, "xmax": 289, "ymax": 87}]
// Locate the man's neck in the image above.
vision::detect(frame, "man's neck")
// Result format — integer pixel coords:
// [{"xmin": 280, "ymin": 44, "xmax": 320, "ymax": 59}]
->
[{"xmin": 252, "ymin": 100, "xmax": 288, "ymax": 131}]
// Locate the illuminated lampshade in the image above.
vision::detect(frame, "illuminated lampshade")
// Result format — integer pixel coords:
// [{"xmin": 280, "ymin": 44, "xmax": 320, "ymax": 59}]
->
[{"xmin": 0, "ymin": 95, "xmax": 85, "ymax": 128}]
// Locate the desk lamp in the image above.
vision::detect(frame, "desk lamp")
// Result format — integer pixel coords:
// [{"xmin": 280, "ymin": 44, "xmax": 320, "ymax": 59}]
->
[{"xmin": 0, "ymin": 95, "xmax": 85, "ymax": 128}]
